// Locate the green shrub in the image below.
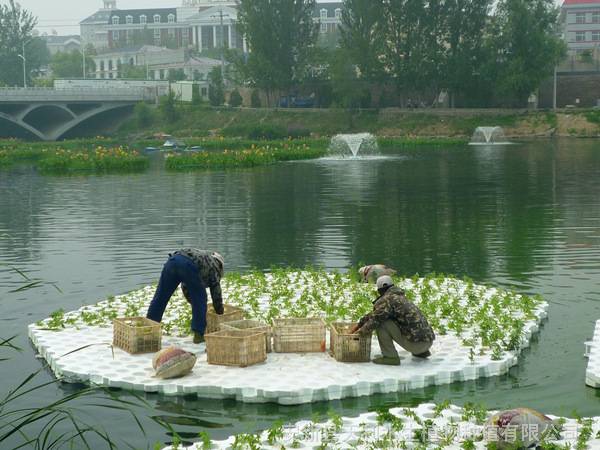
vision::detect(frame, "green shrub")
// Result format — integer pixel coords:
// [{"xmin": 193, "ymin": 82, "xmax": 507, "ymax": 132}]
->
[
  {"xmin": 229, "ymin": 89, "xmax": 243, "ymax": 107},
  {"xmin": 134, "ymin": 102, "xmax": 153, "ymax": 127},
  {"xmin": 248, "ymin": 124, "xmax": 287, "ymax": 140},
  {"xmin": 585, "ymin": 110, "xmax": 600, "ymax": 125},
  {"xmin": 287, "ymin": 125, "xmax": 311, "ymax": 139}
]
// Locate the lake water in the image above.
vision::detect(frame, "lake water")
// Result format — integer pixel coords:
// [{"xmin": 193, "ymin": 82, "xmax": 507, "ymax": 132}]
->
[{"xmin": 1, "ymin": 139, "xmax": 599, "ymax": 448}]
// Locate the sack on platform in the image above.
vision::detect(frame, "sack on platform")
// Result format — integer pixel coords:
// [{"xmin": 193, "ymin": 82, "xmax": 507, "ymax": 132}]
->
[
  {"xmin": 486, "ymin": 408, "xmax": 556, "ymax": 449},
  {"xmin": 152, "ymin": 346, "xmax": 197, "ymax": 379}
]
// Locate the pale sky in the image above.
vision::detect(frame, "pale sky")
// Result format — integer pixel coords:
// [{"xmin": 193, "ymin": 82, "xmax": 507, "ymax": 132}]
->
[{"xmin": 15, "ymin": 0, "xmax": 566, "ymax": 36}]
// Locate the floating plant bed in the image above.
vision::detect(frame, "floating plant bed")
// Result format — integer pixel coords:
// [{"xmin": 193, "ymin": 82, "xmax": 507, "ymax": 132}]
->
[
  {"xmin": 586, "ymin": 319, "xmax": 600, "ymax": 388},
  {"xmin": 330, "ymin": 322, "xmax": 372, "ymax": 363},
  {"xmin": 221, "ymin": 319, "xmax": 272, "ymax": 353},
  {"xmin": 206, "ymin": 304, "xmax": 245, "ymax": 333},
  {"xmin": 29, "ymin": 270, "xmax": 549, "ymax": 404},
  {"xmin": 163, "ymin": 402, "xmax": 600, "ymax": 450}
]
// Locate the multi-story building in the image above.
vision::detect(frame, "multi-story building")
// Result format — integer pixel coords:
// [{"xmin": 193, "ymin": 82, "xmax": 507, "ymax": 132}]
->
[
  {"xmin": 41, "ymin": 34, "xmax": 81, "ymax": 55},
  {"xmin": 81, "ymin": 0, "xmax": 117, "ymax": 50},
  {"xmin": 91, "ymin": 44, "xmax": 221, "ymax": 80},
  {"xmin": 81, "ymin": 0, "xmax": 342, "ymax": 52},
  {"xmin": 562, "ymin": 0, "xmax": 600, "ymax": 53}
]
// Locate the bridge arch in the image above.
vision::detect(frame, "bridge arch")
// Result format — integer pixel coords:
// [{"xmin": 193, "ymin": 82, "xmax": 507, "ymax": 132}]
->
[
  {"xmin": 22, "ymin": 105, "xmax": 76, "ymax": 136},
  {"xmin": 0, "ymin": 112, "xmax": 45, "ymax": 140},
  {"xmin": 54, "ymin": 104, "xmax": 135, "ymax": 141}
]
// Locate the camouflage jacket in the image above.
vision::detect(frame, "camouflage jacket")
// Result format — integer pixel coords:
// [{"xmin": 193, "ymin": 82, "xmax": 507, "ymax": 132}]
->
[
  {"xmin": 173, "ymin": 248, "xmax": 223, "ymax": 313},
  {"xmin": 358, "ymin": 286, "xmax": 435, "ymax": 343}
]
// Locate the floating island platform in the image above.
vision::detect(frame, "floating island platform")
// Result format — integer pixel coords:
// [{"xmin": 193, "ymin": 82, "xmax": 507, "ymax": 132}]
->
[
  {"xmin": 30, "ymin": 271, "xmax": 548, "ymax": 405},
  {"xmin": 586, "ymin": 320, "xmax": 600, "ymax": 388},
  {"xmin": 164, "ymin": 403, "xmax": 600, "ymax": 450}
]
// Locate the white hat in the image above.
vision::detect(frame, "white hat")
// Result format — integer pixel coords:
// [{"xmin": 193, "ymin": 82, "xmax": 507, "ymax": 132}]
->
[{"xmin": 376, "ymin": 275, "xmax": 394, "ymax": 290}]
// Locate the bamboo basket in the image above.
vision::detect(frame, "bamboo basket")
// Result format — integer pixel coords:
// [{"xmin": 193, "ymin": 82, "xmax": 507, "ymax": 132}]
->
[
  {"xmin": 113, "ymin": 317, "xmax": 161, "ymax": 354},
  {"xmin": 221, "ymin": 319, "xmax": 272, "ymax": 353},
  {"xmin": 330, "ymin": 322, "xmax": 372, "ymax": 363},
  {"xmin": 206, "ymin": 304, "xmax": 245, "ymax": 333},
  {"xmin": 272, "ymin": 318, "xmax": 326, "ymax": 353},
  {"xmin": 205, "ymin": 329, "xmax": 267, "ymax": 367}
]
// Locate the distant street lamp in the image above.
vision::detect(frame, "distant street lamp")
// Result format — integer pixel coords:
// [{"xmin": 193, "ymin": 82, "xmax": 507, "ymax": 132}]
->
[
  {"xmin": 211, "ymin": 8, "xmax": 229, "ymax": 82},
  {"xmin": 82, "ymin": 44, "xmax": 86, "ymax": 79},
  {"xmin": 17, "ymin": 40, "xmax": 30, "ymax": 88}
]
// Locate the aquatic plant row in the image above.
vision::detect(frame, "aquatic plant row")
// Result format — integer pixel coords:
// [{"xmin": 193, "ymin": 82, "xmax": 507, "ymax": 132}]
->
[
  {"xmin": 37, "ymin": 146, "xmax": 149, "ymax": 173},
  {"xmin": 35, "ymin": 269, "xmax": 545, "ymax": 361},
  {"xmin": 163, "ymin": 402, "xmax": 600, "ymax": 450},
  {"xmin": 165, "ymin": 143, "xmax": 327, "ymax": 170}
]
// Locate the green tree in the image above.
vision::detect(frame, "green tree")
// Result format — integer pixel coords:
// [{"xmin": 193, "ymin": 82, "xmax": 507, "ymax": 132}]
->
[
  {"xmin": 0, "ymin": 0, "xmax": 48, "ymax": 86},
  {"xmin": 120, "ymin": 64, "xmax": 146, "ymax": 79},
  {"xmin": 159, "ymin": 90, "xmax": 180, "ymax": 123},
  {"xmin": 340, "ymin": 0, "xmax": 385, "ymax": 82},
  {"xmin": 208, "ymin": 66, "xmax": 224, "ymax": 106},
  {"xmin": 439, "ymin": 0, "xmax": 493, "ymax": 107},
  {"xmin": 50, "ymin": 50, "xmax": 94, "ymax": 79},
  {"xmin": 236, "ymin": 0, "xmax": 318, "ymax": 105},
  {"xmin": 379, "ymin": 0, "xmax": 447, "ymax": 99},
  {"xmin": 191, "ymin": 83, "xmax": 202, "ymax": 105},
  {"xmin": 229, "ymin": 89, "xmax": 243, "ymax": 107},
  {"xmin": 168, "ymin": 68, "xmax": 186, "ymax": 82},
  {"xmin": 487, "ymin": 0, "xmax": 566, "ymax": 106}
]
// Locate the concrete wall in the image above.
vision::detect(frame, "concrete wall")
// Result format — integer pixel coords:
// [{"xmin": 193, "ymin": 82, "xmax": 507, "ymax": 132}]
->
[
  {"xmin": 539, "ymin": 73, "xmax": 600, "ymax": 108},
  {"xmin": 54, "ymin": 78, "xmax": 169, "ymax": 96},
  {"xmin": 170, "ymin": 81, "xmax": 209, "ymax": 102}
]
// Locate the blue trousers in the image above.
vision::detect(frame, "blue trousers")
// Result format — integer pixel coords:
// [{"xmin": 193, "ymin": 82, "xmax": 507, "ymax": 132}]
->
[{"xmin": 146, "ymin": 254, "xmax": 208, "ymax": 334}]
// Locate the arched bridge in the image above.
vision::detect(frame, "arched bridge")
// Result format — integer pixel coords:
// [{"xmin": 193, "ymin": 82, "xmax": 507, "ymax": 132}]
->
[{"xmin": 0, "ymin": 88, "xmax": 156, "ymax": 141}]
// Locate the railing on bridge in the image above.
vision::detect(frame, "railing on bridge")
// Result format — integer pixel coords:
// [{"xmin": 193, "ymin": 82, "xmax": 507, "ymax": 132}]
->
[{"xmin": 0, "ymin": 87, "xmax": 155, "ymax": 102}]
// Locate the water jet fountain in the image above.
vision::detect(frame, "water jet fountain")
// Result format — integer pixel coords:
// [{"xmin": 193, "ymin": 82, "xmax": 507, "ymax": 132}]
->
[
  {"xmin": 469, "ymin": 126, "xmax": 510, "ymax": 145},
  {"xmin": 329, "ymin": 133, "xmax": 379, "ymax": 158}
]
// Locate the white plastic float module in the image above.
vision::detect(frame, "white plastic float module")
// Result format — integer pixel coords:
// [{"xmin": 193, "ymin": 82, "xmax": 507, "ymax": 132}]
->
[
  {"xmin": 164, "ymin": 403, "xmax": 600, "ymax": 450},
  {"xmin": 29, "ymin": 274, "xmax": 549, "ymax": 405},
  {"xmin": 586, "ymin": 320, "xmax": 600, "ymax": 388}
]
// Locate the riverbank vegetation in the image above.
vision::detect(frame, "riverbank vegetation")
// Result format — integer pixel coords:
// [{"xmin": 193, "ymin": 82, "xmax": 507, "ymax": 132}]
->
[{"xmin": 119, "ymin": 105, "xmax": 600, "ymax": 141}]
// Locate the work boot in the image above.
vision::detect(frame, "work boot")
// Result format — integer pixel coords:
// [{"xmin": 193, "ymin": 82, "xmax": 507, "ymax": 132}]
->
[
  {"xmin": 372, "ymin": 356, "xmax": 401, "ymax": 366},
  {"xmin": 413, "ymin": 350, "xmax": 431, "ymax": 359},
  {"xmin": 193, "ymin": 332, "xmax": 205, "ymax": 344}
]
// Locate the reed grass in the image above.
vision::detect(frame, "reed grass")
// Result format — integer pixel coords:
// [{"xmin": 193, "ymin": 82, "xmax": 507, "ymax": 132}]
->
[{"xmin": 0, "ymin": 265, "xmax": 169, "ymax": 450}]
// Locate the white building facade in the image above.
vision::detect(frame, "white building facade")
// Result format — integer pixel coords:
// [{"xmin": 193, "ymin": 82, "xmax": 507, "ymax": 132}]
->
[
  {"xmin": 80, "ymin": 0, "xmax": 342, "ymax": 52},
  {"xmin": 562, "ymin": 0, "xmax": 600, "ymax": 53}
]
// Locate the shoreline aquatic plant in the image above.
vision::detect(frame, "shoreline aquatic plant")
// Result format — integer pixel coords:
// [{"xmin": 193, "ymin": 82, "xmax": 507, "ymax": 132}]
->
[
  {"xmin": 38, "ymin": 146, "xmax": 149, "ymax": 174},
  {"xmin": 165, "ymin": 143, "xmax": 327, "ymax": 170}
]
